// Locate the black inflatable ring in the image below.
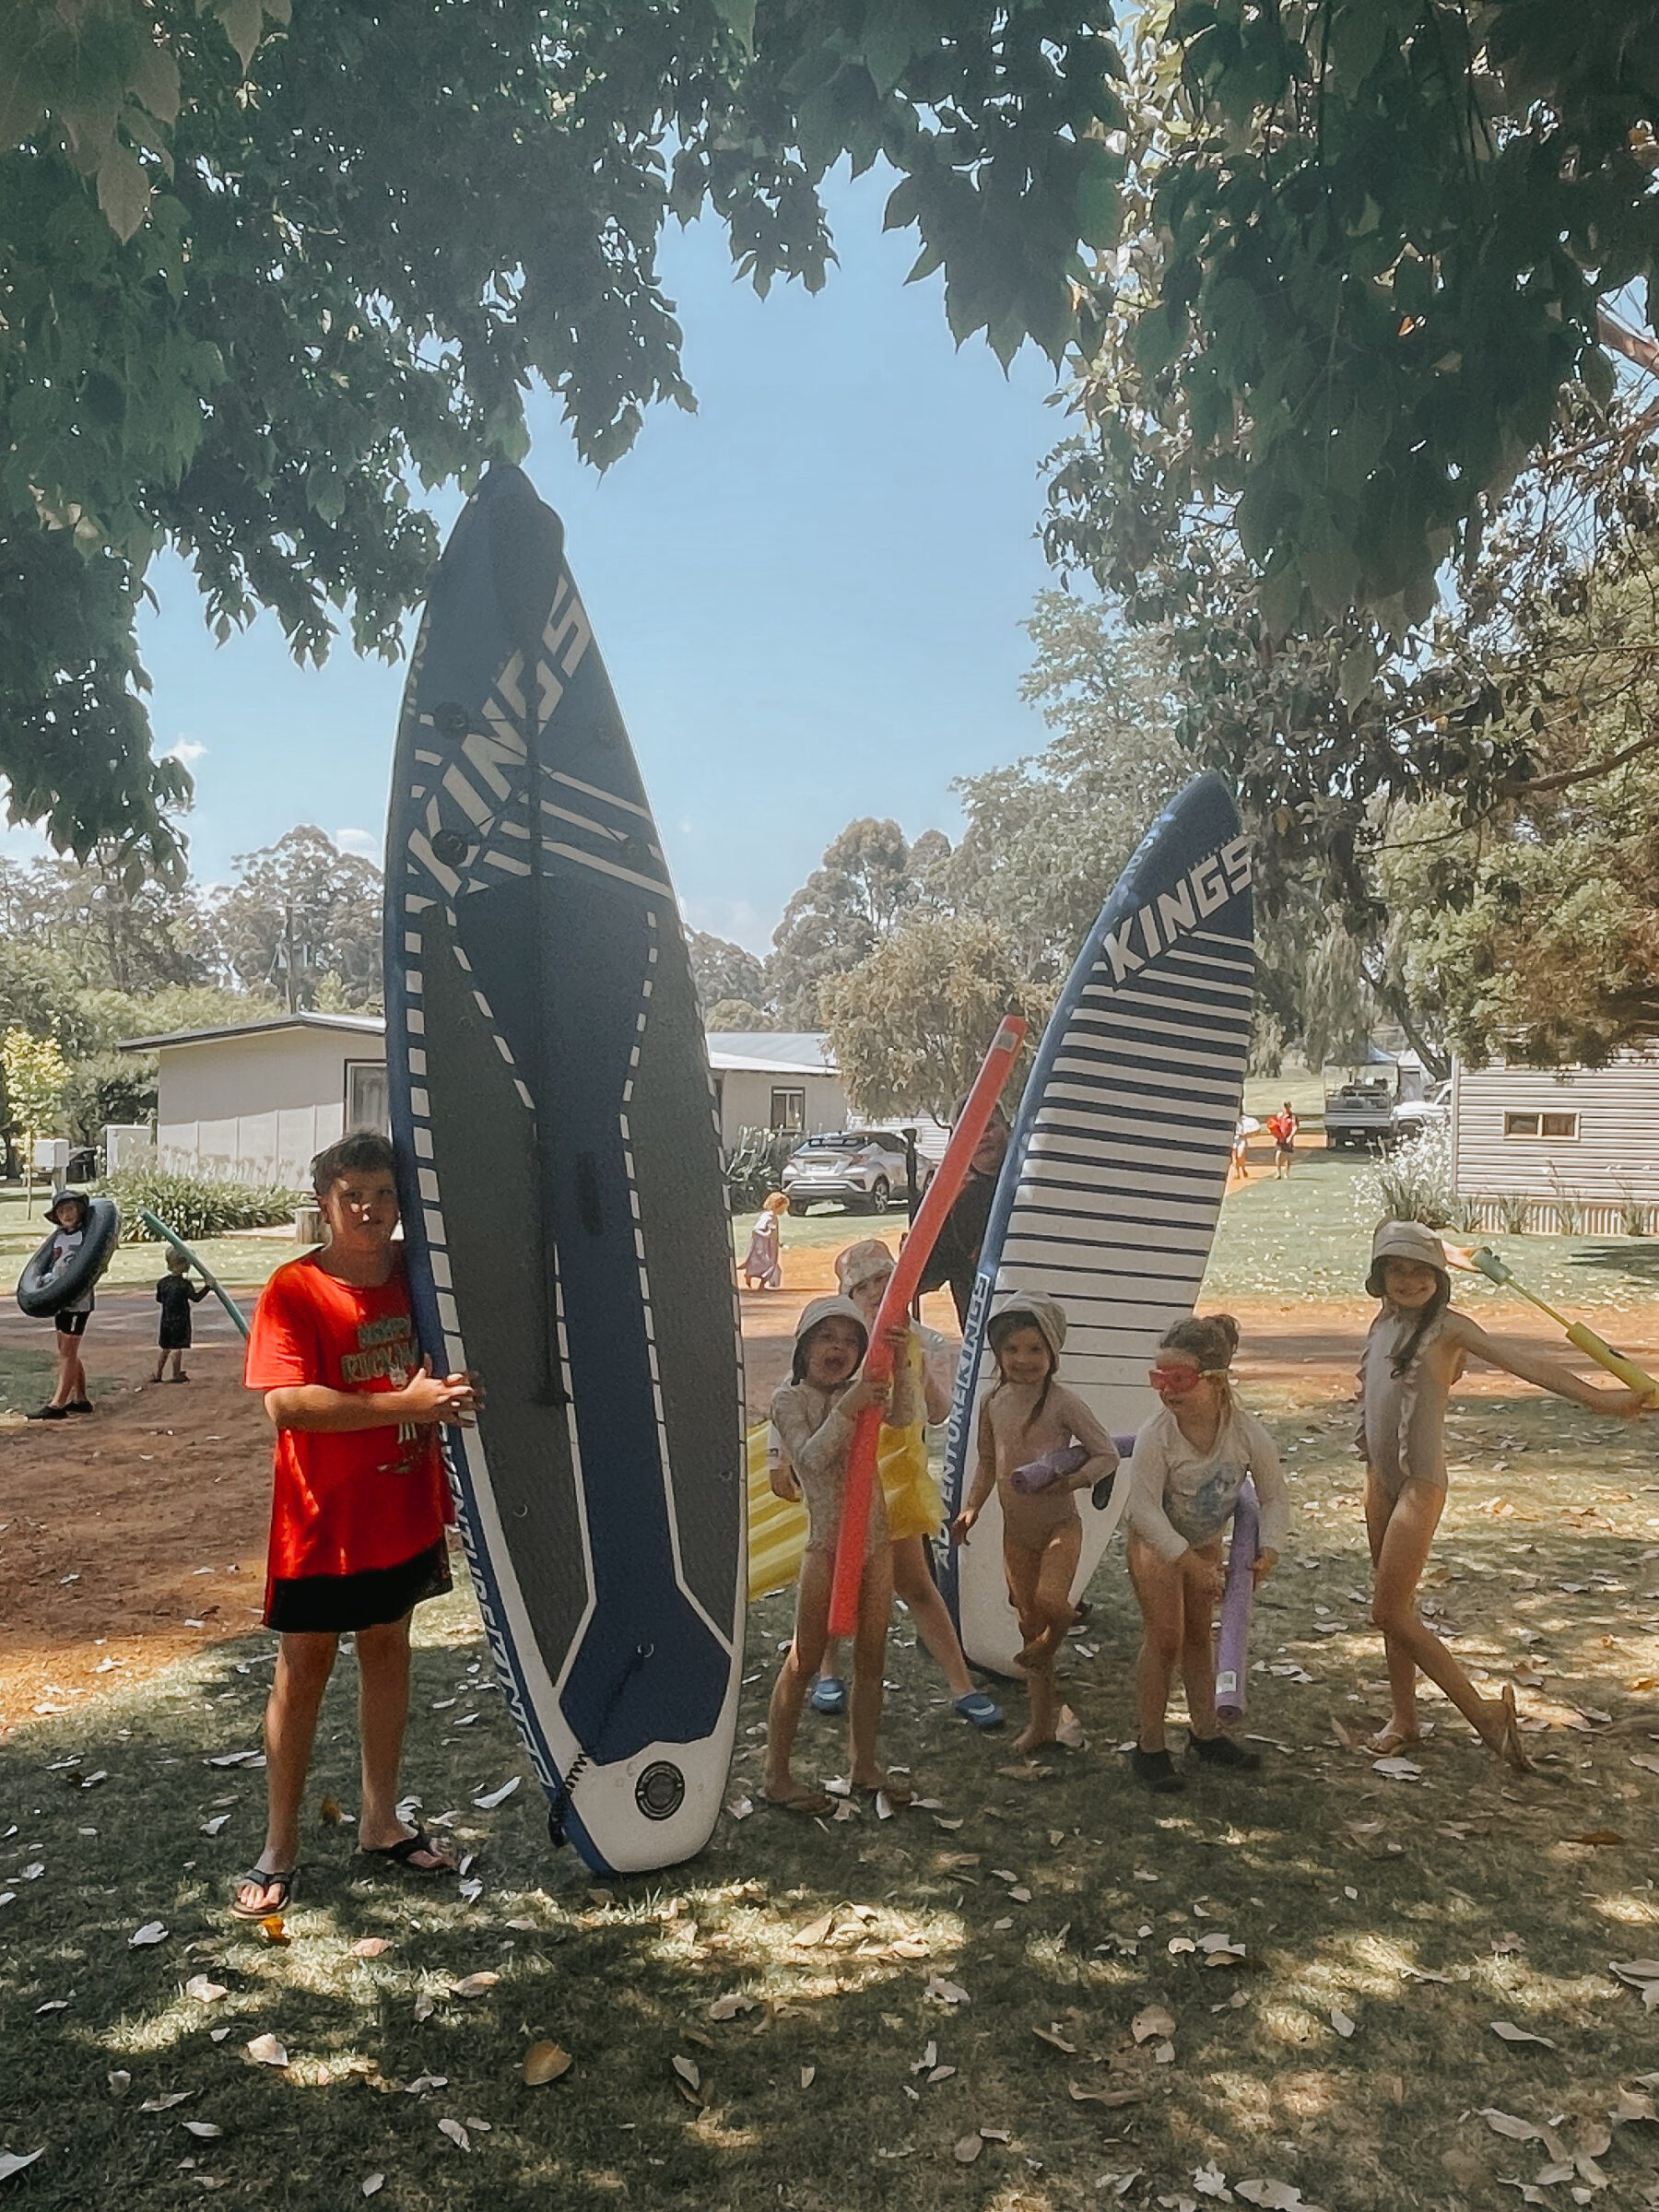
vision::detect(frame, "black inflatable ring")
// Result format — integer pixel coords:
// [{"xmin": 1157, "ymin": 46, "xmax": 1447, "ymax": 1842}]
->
[{"xmin": 17, "ymin": 1194, "xmax": 122, "ymax": 1318}]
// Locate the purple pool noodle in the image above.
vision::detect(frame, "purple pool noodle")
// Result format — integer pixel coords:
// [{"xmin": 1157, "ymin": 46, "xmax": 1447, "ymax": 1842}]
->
[
  {"xmin": 1214, "ymin": 1477, "xmax": 1259, "ymax": 1723},
  {"xmin": 1011, "ymin": 1443, "xmax": 1088, "ymax": 1495}
]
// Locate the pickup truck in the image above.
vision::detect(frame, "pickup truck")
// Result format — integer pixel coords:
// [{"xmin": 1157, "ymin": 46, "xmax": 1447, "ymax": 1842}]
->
[{"xmin": 1323, "ymin": 1079, "xmax": 1397, "ymax": 1149}]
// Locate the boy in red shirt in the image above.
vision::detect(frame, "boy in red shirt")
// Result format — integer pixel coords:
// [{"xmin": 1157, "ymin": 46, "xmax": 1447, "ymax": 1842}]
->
[{"xmin": 233, "ymin": 1132, "xmax": 477, "ymax": 1919}]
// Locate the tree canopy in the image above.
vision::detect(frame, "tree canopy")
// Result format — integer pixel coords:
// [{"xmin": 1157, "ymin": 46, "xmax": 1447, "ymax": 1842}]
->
[{"xmin": 11, "ymin": 4, "xmax": 1657, "ymax": 865}]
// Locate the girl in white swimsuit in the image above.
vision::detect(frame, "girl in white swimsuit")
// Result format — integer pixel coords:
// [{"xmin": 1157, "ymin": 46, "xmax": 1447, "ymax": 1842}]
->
[{"xmin": 1359, "ymin": 1219, "xmax": 1648, "ymax": 1768}]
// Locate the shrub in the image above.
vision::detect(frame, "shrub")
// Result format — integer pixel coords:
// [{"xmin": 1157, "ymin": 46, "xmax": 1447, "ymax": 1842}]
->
[
  {"xmin": 98, "ymin": 1165, "xmax": 301, "ymax": 1243},
  {"xmin": 1617, "ymin": 1182, "xmax": 1652, "ymax": 1237},
  {"xmin": 1498, "ymin": 1191, "xmax": 1532, "ymax": 1235},
  {"xmin": 1355, "ymin": 1124, "xmax": 1455, "ymax": 1229}
]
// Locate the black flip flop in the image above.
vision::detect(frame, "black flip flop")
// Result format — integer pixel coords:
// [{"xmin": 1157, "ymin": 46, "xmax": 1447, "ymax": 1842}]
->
[
  {"xmin": 359, "ymin": 1826, "xmax": 456, "ymax": 1877},
  {"xmin": 230, "ymin": 1865, "xmax": 297, "ymax": 1920}
]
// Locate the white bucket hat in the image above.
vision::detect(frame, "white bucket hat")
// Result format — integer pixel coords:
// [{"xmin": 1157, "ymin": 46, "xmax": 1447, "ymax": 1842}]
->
[
  {"xmin": 834, "ymin": 1239, "xmax": 896, "ymax": 1297},
  {"xmin": 1366, "ymin": 1219, "xmax": 1451, "ymax": 1300},
  {"xmin": 987, "ymin": 1288, "xmax": 1067, "ymax": 1361}
]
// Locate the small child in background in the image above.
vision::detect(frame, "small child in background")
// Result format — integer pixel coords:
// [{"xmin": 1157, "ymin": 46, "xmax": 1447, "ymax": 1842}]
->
[
  {"xmin": 950, "ymin": 1293, "xmax": 1117, "ymax": 1753},
  {"xmin": 1359, "ymin": 1219, "xmax": 1648, "ymax": 1769},
  {"xmin": 741, "ymin": 1191, "xmax": 788, "ymax": 1290},
  {"xmin": 764, "ymin": 1295, "xmax": 920, "ymax": 1814},
  {"xmin": 1124, "ymin": 1314, "xmax": 1288, "ymax": 1793},
  {"xmin": 154, "ymin": 1249, "xmax": 209, "ymax": 1382}
]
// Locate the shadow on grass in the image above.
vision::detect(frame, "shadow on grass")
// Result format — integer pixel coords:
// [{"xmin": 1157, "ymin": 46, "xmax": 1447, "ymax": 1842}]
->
[
  {"xmin": 1565, "ymin": 1239, "xmax": 1659, "ymax": 1288},
  {"xmin": 4, "ymin": 1389, "xmax": 1659, "ymax": 2209}
]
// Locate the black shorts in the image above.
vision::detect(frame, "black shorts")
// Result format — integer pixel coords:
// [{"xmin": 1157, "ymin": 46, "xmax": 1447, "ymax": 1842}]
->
[
  {"xmin": 264, "ymin": 1537, "xmax": 453, "ymax": 1635},
  {"xmin": 158, "ymin": 1323, "xmax": 192, "ymax": 1351},
  {"xmin": 55, "ymin": 1309, "xmax": 91, "ymax": 1339}
]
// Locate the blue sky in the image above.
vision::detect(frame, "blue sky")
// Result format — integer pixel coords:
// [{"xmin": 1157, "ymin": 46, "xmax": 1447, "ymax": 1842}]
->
[{"xmin": 71, "ymin": 168, "xmax": 1067, "ymax": 955}]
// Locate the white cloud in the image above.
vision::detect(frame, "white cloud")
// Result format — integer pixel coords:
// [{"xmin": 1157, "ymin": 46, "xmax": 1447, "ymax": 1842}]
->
[
  {"xmin": 334, "ymin": 827, "xmax": 378, "ymax": 856},
  {"xmin": 164, "ymin": 737, "xmax": 207, "ymax": 766}
]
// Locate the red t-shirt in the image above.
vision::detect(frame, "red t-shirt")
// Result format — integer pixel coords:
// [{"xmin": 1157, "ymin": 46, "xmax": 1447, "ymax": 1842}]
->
[{"xmin": 244, "ymin": 1253, "xmax": 450, "ymax": 1584}]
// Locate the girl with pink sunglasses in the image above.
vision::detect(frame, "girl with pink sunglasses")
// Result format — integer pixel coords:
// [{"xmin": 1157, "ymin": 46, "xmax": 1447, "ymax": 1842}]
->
[{"xmin": 1124, "ymin": 1314, "xmax": 1289, "ymax": 1793}]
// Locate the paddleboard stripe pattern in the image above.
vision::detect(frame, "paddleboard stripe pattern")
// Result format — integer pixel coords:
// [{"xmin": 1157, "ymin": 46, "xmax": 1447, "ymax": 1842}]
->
[{"xmin": 940, "ymin": 773, "xmax": 1254, "ymax": 1673}]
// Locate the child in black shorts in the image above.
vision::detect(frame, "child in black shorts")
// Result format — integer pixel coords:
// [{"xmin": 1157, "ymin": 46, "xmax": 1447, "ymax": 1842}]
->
[{"xmin": 155, "ymin": 1250, "xmax": 208, "ymax": 1382}]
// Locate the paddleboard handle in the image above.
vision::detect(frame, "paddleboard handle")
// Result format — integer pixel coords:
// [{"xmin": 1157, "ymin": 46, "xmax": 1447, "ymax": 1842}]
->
[
  {"xmin": 1214, "ymin": 1477, "xmax": 1259, "ymax": 1721},
  {"xmin": 828, "ymin": 1014, "xmax": 1028, "ymax": 1640}
]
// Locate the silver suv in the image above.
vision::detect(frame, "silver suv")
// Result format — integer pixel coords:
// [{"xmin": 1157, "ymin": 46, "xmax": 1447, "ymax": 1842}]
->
[{"xmin": 782, "ymin": 1130, "xmax": 927, "ymax": 1215}]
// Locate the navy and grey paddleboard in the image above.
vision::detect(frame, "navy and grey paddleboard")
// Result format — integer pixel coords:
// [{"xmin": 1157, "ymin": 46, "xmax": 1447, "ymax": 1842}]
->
[
  {"xmin": 384, "ymin": 465, "xmax": 745, "ymax": 1875},
  {"xmin": 940, "ymin": 773, "xmax": 1254, "ymax": 1673}
]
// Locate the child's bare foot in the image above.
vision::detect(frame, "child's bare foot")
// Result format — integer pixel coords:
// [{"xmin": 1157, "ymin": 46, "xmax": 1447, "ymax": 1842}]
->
[
  {"xmin": 1364, "ymin": 1723, "xmax": 1422, "ymax": 1757},
  {"xmin": 852, "ymin": 1770, "xmax": 912, "ymax": 1806},
  {"xmin": 764, "ymin": 1777, "xmax": 834, "ymax": 1817},
  {"xmin": 1012, "ymin": 1722, "xmax": 1056, "ymax": 1755}
]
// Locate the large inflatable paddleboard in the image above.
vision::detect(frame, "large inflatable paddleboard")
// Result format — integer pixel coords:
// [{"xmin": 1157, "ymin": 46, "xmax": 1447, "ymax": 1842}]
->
[
  {"xmin": 384, "ymin": 466, "xmax": 745, "ymax": 1877},
  {"xmin": 940, "ymin": 773, "xmax": 1254, "ymax": 1673}
]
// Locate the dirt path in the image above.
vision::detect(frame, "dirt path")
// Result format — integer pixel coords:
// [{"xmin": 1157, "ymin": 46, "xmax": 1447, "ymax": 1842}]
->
[{"xmin": 5, "ymin": 1273, "xmax": 1655, "ymax": 1735}]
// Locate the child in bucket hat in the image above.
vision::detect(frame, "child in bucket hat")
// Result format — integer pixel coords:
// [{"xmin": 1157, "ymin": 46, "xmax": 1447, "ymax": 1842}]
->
[
  {"xmin": 1359, "ymin": 1218, "xmax": 1650, "ymax": 1770},
  {"xmin": 763, "ymin": 1294, "xmax": 922, "ymax": 1816}
]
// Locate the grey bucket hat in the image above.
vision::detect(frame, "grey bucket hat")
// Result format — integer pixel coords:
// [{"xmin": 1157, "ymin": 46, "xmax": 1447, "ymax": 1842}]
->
[
  {"xmin": 987, "ymin": 1288, "xmax": 1066, "ymax": 1361},
  {"xmin": 1366, "ymin": 1218, "xmax": 1451, "ymax": 1300}
]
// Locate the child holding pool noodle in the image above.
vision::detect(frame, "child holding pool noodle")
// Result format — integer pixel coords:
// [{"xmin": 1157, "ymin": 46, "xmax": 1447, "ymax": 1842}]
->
[
  {"xmin": 154, "ymin": 1248, "xmax": 209, "ymax": 1382},
  {"xmin": 949, "ymin": 1292, "xmax": 1118, "ymax": 1754},
  {"xmin": 1124, "ymin": 1315, "xmax": 1288, "ymax": 1794},
  {"xmin": 1358, "ymin": 1218, "xmax": 1650, "ymax": 1770},
  {"xmin": 764, "ymin": 1295, "xmax": 921, "ymax": 1814}
]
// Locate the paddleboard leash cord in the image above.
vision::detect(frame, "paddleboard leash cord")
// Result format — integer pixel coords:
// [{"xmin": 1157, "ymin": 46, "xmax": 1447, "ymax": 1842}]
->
[{"xmin": 545, "ymin": 1641, "xmax": 653, "ymax": 1850}]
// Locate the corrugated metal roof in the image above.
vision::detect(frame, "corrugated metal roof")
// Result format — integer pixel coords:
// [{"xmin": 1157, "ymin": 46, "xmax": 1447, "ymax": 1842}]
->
[{"xmin": 119, "ymin": 1012, "xmax": 387, "ymax": 1052}]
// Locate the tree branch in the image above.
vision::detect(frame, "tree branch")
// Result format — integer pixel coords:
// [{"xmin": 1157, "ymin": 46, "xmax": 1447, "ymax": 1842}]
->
[
  {"xmin": 1499, "ymin": 724, "xmax": 1659, "ymax": 800},
  {"xmin": 1598, "ymin": 309, "xmax": 1659, "ymax": 382}
]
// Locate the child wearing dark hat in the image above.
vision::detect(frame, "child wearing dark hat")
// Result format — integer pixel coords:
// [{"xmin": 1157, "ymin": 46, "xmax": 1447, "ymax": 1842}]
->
[{"xmin": 29, "ymin": 1189, "xmax": 99, "ymax": 1420}]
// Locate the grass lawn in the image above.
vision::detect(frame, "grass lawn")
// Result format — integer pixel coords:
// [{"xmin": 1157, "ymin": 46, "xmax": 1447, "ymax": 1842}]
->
[
  {"xmin": 758, "ymin": 1143, "xmax": 1659, "ymax": 1324},
  {"xmin": 5, "ymin": 1382, "xmax": 1659, "ymax": 2209}
]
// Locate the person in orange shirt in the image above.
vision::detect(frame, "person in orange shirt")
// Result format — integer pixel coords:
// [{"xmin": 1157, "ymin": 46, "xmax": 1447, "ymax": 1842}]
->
[
  {"xmin": 1267, "ymin": 1102, "xmax": 1299, "ymax": 1180},
  {"xmin": 232, "ymin": 1132, "xmax": 477, "ymax": 1920}
]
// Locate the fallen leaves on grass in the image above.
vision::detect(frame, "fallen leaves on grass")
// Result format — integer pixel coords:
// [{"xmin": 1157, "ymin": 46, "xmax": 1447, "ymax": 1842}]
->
[
  {"xmin": 107, "ymin": 2074, "xmax": 130, "ymax": 2099},
  {"xmin": 182, "ymin": 2122, "xmax": 223, "ymax": 2139},
  {"xmin": 1032, "ymin": 2026, "xmax": 1077, "ymax": 2055},
  {"xmin": 924, "ymin": 1975, "xmax": 970, "ymax": 2006},
  {"xmin": 245, "ymin": 2034, "xmax": 288, "ymax": 2069},
  {"xmin": 258, "ymin": 1916, "xmax": 288, "ymax": 1947},
  {"xmin": 450, "ymin": 1972, "xmax": 500, "ymax": 1998},
  {"xmin": 361, "ymin": 2179, "xmax": 383, "ymax": 2200},
  {"xmin": 472, "ymin": 1777, "xmax": 520, "ymax": 1811},
  {"xmin": 523, "ymin": 2042, "xmax": 571, "ymax": 2086},
  {"xmin": 0, "ymin": 2152, "xmax": 43, "ymax": 2182},
  {"xmin": 1132, "ymin": 2005, "xmax": 1176, "ymax": 2044},
  {"xmin": 952, "ymin": 2135, "xmax": 982, "ymax": 2164},
  {"xmin": 350, "ymin": 1938, "xmax": 387, "ymax": 1959},
  {"xmin": 139, "ymin": 2093, "xmax": 193, "ymax": 2112},
  {"xmin": 1489, "ymin": 2020, "xmax": 1556, "ymax": 2048},
  {"xmin": 128, "ymin": 1921, "xmax": 168, "ymax": 1947},
  {"xmin": 1068, "ymin": 2082, "xmax": 1143, "ymax": 2110},
  {"xmin": 1371, "ymin": 1757, "xmax": 1422, "ymax": 1782},
  {"xmin": 438, "ymin": 2117, "xmax": 471, "ymax": 2151},
  {"xmin": 319, "ymin": 1796, "xmax": 347, "ymax": 1825},
  {"xmin": 1329, "ymin": 2007, "xmax": 1356, "ymax": 2040},
  {"xmin": 671, "ymin": 2055, "xmax": 700, "ymax": 2092},
  {"xmin": 707, "ymin": 1994, "xmax": 756, "ymax": 2021},
  {"xmin": 185, "ymin": 1976, "xmax": 227, "ymax": 2004},
  {"xmin": 1481, "ymin": 2109, "xmax": 1544, "ymax": 2143},
  {"xmin": 1564, "ymin": 1830, "xmax": 1624, "ymax": 1847}
]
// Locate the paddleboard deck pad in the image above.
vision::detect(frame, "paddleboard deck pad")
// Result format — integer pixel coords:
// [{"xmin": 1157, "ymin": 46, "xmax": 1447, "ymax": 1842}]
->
[
  {"xmin": 941, "ymin": 773, "xmax": 1254, "ymax": 1673},
  {"xmin": 384, "ymin": 465, "xmax": 745, "ymax": 1876}
]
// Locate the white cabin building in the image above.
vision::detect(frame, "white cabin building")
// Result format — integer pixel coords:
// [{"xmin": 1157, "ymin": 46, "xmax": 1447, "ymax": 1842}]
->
[
  {"xmin": 1452, "ymin": 1049, "xmax": 1659, "ymax": 1233},
  {"xmin": 121, "ymin": 1016, "xmax": 851, "ymax": 1183}
]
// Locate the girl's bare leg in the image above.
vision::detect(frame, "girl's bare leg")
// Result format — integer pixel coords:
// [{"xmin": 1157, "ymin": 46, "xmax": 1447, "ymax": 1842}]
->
[
  {"xmin": 766, "ymin": 1550, "xmax": 834, "ymax": 1808},
  {"xmin": 1179, "ymin": 1539, "xmax": 1226, "ymax": 1739},
  {"xmin": 1128, "ymin": 1536, "xmax": 1184, "ymax": 1751},
  {"xmin": 850, "ymin": 1545, "xmax": 905, "ymax": 1794},
  {"xmin": 1364, "ymin": 1474, "xmax": 1422, "ymax": 1745},
  {"xmin": 1369, "ymin": 1476, "xmax": 1519, "ymax": 1761},
  {"xmin": 892, "ymin": 1535, "xmax": 976, "ymax": 1700},
  {"xmin": 1012, "ymin": 1523, "xmax": 1081, "ymax": 1752}
]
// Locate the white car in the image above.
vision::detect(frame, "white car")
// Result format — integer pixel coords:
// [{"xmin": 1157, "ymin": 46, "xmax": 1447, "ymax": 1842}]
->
[
  {"xmin": 1391, "ymin": 1080, "xmax": 1452, "ymax": 1139},
  {"xmin": 781, "ymin": 1130, "xmax": 929, "ymax": 1215}
]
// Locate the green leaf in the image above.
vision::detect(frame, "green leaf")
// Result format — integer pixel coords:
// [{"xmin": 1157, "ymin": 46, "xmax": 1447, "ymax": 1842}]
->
[
  {"xmin": 710, "ymin": 0, "xmax": 758, "ymax": 52},
  {"xmin": 129, "ymin": 43, "xmax": 182, "ymax": 127},
  {"xmin": 214, "ymin": 0, "xmax": 266, "ymax": 73},
  {"xmin": 95, "ymin": 146, "xmax": 151, "ymax": 243}
]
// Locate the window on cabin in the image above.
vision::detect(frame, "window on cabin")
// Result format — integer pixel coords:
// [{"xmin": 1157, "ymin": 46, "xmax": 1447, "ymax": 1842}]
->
[
  {"xmin": 1503, "ymin": 1110, "xmax": 1579, "ymax": 1140},
  {"xmin": 771, "ymin": 1087, "xmax": 806, "ymax": 1134}
]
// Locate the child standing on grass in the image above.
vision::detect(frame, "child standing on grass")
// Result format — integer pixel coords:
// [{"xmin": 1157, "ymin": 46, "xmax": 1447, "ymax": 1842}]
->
[
  {"xmin": 949, "ymin": 1293, "xmax": 1118, "ymax": 1754},
  {"xmin": 1124, "ymin": 1314, "xmax": 1288, "ymax": 1794},
  {"xmin": 764, "ymin": 1295, "xmax": 920, "ymax": 1815},
  {"xmin": 154, "ymin": 1249, "xmax": 208, "ymax": 1382},
  {"xmin": 792, "ymin": 1240, "xmax": 1002, "ymax": 1731},
  {"xmin": 233, "ymin": 1130, "xmax": 478, "ymax": 1920},
  {"xmin": 1359, "ymin": 1218, "xmax": 1649, "ymax": 1771}
]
